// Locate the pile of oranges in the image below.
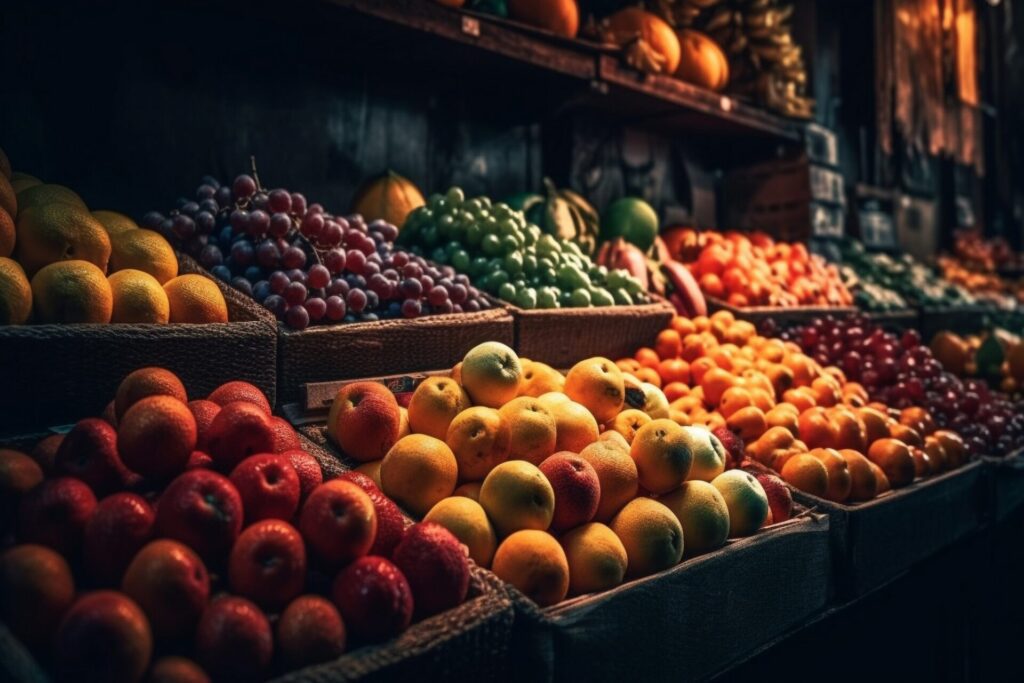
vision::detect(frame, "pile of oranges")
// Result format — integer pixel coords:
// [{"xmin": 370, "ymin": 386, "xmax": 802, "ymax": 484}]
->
[
  {"xmin": 661, "ymin": 228, "xmax": 854, "ymax": 309},
  {"xmin": 617, "ymin": 312, "xmax": 969, "ymax": 503}
]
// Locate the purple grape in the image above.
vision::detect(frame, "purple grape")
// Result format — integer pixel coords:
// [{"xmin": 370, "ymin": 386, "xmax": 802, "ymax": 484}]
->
[
  {"xmin": 264, "ymin": 294, "xmax": 288, "ymax": 319},
  {"xmin": 230, "ymin": 209, "xmax": 249, "ymax": 234},
  {"xmin": 434, "ymin": 300, "xmax": 454, "ymax": 314},
  {"xmin": 251, "ymin": 193, "xmax": 269, "ymax": 212},
  {"xmin": 450, "ymin": 283, "xmax": 468, "ymax": 304},
  {"xmin": 419, "ymin": 275, "xmax": 434, "ymax": 291},
  {"xmin": 211, "ymin": 265, "xmax": 232, "ymax": 283},
  {"xmin": 282, "ymin": 246, "xmax": 307, "ymax": 270},
  {"xmin": 284, "ymin": 281, "xmax": 308, "ymax": 306},
  {"xmin": 269, "ymin": 271, "xmax": 290, "ymax": 294},
  {"xmin": 141, "ymin": 211, "xmax": 165, "ymax": 230},
  {"xmin": 269, "ymin": 212, "xmax": 291, "ymax": 238},
  {"xmin": 195, "ymin": 211, "xmax": 216, "ymax": 234},
  {"xmin": 196, "ymin": 184, "xmax": 217, "ymax": 200},
  {"xmin": 308, "ymin": 203, "xmax": 324, "ymax": 215},
  {"xmin": 268, "ymin": 189, "xmax": 292, "ymax": 213},
  {"xmin": 243, "ymin": 266, "xmax": 262, "ymax": 282},
  {"xmin": 301, "ymin": 213, "xmax": 325, "ymax": 239},
  {"xmin": 180, "ymin": 201, "xmax": 200, "ymax": 217},
  {"xmin": 402, "ymin": 263, "xmax": 423, "ymax": 279},
  {"xmin": 347, "ymin": 289, "xmax": 368, "ymax": 313},
  {"xmin": 252, "ymin": 280, "xmax": 271, "ymax": 302},
  {"xmin": 428, "ymin": 285, "xmax": 449, "ymax": 307},
  {"xmin": 305, "ymin": 297, "xmax": 327, "ymax": 321},
  {"xmin": 464, "ymin": 299, "xmax": 481, "ymax": 312},
  {"xmin": 215, "ymin": 186, "xmax": 232, "ymax": 207},
  {"xmin": 324, "ymin": 249, "xmax": 346, "ymax": 274},
  {"xmin": 363, "ymin": 260, "xmax": 381, "ymax": 277},
  {"xmin": 401, "ymin": 299, "xmax": 422, "ymax": 318},
  {"xmin": 172, "ymin": 215, "xmax": 196, "ymax": 240},
  {"xmin": 308, "ymin": 264, "xmax": 331, "ymax": 290},
  {"xmin": 364, "ymin": 290, "xmax": 379, "ymax": 310},
  {"xmin": 229, "ymin": 240, "xmax": 255, "ymax": 266},
  {"xmin": 327, "ymin": 278, "xmax": 350, "ymax": 298},
  {"xmin": 256, "ymin": 240, "xmax": 281, "ymax": 269},
  {"xmin": 346, "ymin": 250, "xmax": 367, "ymax": 274},
  {"xmin": 452, "ymin": 304, "xmax": 463, "ymax": 313},
  {"xmin": 286, "ymin": 268, "xmax": 306, "ymax": 283},
  {"xmin": 199, "ymin": 244, "xmax": 224, "ymax": 269},
  {"xmin": 233, "ymin": 175, "xmax": 257, "ymax": 199},
  {"xmin": 285, "ymin": 304, "xmax": 310, "ymax": 330},
  {"xmin": 231, "ymin": 277, "xmax": 253, "ymax": 296},
  {"xmin": 399, "ymin": 278, "xmax": 422, "ymax": 299},
  {"xmin": 325, "ymin": 295, "xmax": 346, "ymax": 321},
  {"xmin": 247, "ymin": 210, "xmax": 270, "ymax": 237},
  {"xmin": 291, "ymin": 193, "xmax": 307, "ymax": 216},
  {"xmin": 201, "ymin": 175, "xmax": 221, "ymax": 189},
  {"xmin": 320, "ymin": 221, "xmax": 343, "ymax": 247}
]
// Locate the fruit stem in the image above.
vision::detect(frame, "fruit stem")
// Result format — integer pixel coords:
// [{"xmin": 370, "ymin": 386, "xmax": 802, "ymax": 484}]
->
[{"xmin": 250, "ymin": 156, "xmax": 264, "ymax": 193}]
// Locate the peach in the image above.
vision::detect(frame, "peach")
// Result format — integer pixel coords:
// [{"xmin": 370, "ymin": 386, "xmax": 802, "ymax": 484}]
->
[
  {"xmin": 498, "ymin": 397, "xmax": 558, "ymax": 465},
  {"xmin": 857, "ymin": 407, "xmax": 890, "ymax": 446},
  {"xmin": 726, "ymin": 405, "xmax": 767, "ymax": 442},
  {"xmin": 446, "ymin": 406, "xmax": 511, "ymax": 482},
  {"xmin": 797, "ymin": 407, "xmax": 837, "ymax": 450},
  {"xmin": 460, "ymin": 341, "xmax": 523, "ymax": 408},
  {"xmin": 838, "ymin": 449, "xmax": 878, "ymax": 502},
  {"xmin": 539, "ymin": 452, "xmax": 600, "ymax": 532},
  {"xmin": 519, "ymin": 360, "xmax": 566, "ymax": 397},
  {"xmin": 809, "ymin": 447, "xmax": 852, "ymax": 502},
  {"xmin": 327, "ymin": 382, "xmax": 401, "ymax": 462},
  {"xmin": 564, "ymin": 357, "xmax": 625, "ymax": 423},
  {"xmin": 407, "ymin": 376, "xmax": 471, "ymax": 440},
  {"xmin": 867, "ymin": 438, "xmax": 916, "ymax": 488},
  {"xmin": 122, "ymin": 539, "xmax": 209, "ymax": 640},
  {"xmin": 0, "ymin": 544, "xmax": 75, "ymax": 647},
  {"xmin": 606, "ymin": 408, "xmax": 652, "ymax": 445},
  {"xmin": 780, "ymin": 454, "xmax": 828, "ymax": 498}
]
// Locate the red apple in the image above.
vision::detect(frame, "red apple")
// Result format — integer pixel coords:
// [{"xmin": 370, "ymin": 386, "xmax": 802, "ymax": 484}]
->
[
  {"xmin": 392, "ymin": 522, "xmax": 469, "ymax": 617},
  {"xmin": 186, "ymin": 451, "xmax": 213, "ymax": 470},
  {"xmin": 299, "ymin": 480, "xmax": 377, "ymax": 568},
  {"xmin": 712, "ymin": 426, "xmax": 745, "ymax": 470},
  {"xmin": 121, "ymin": 539, "xmax": 210, "ymax": 641},
  {"xmin": 18, "ymin": 477, "xmax": 97, "ymax": 555},
  {"xmin": 331, "ymin": 556, "xmax": 412, "ymax": 643},
  {"xmin": 55, "ymin": 591, "xmax": 153, "ymax": 683},
  {"xmin": 277, "ymin": 595, "xmax": 346, "ymax": 668},
  {"xmin": 283, "ymin": 449, "xmax": 323, "ymax": 502},
  {"xmin": 0, "ymin": 544, "xmax": 76, "ymax": 647},
  {"xmin": 195, "ymin": 596, "xmax": 272, "ymax": 681},
  {"xmin": 155, "ymin": 470, "xmax": 243, "ymax": 560},
  {"xmin": 336, "ymin": 470, "xmax": 405, "ymax": 557},
  {"xmin": 337, "ymin": 470, "xmax": 378, "ymax": 493},
  {"xmin": 229, "ymin": 454, "xmax": 300, "ymax": 524},
  {"xmin": 55, "ymin": 418, "xmax": 131, "ymax": 495},
  {"xmin": 755, "ymin": 472, "xmax": 793, "ymax": 524},
  {"xmin": 539, "ymin": 451, "xmax": 600, "ymax": 532},
  {"xmin": 83, "ymin": 493, "xmax": 155, "ymax": 585},
  {"xmin": 205, "ymin": 402, "xmax": 275, "ymax": 471},
  {"xmin": 326, "ymin": 382, "xmax": 401, "ymax": 462},
  {"xmin": 270, "ymin": 416, "xmax": 301, "ymax": 453},
  {"xmin": 228, "ymin": 520, "xmax": 306, "ymax": 610},
  {"xmin": 188, "ymin": 400, "xmax": 220, "ymax": 452}
]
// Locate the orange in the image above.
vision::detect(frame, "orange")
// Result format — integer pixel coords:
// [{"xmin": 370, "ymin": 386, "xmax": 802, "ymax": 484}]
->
[
  {"xmin": 578, "ymin": 440, "xmax": 638, "ymax": 522},
  {"xmin": 0, "ymin": 257, "xmax": 32, "ymax": 324},
  {"xmin": 888, "ymin": 423, "xmax": 923, "ymax": 448},
  {"xmin": 609, "ymin": 497, "xmax": 684, "ymax": 578},
  {"xmin": 115, "ymin": 367, "xmax": 188, "ymax": 420},
  {"xmin": 784, "ymin": 353, "xmax": 817, "ymax": 387},
  {"xmin": 537, "ymin": 396, "xmax": 599, "ymax": 453},
  {"xmin": 31, "ymin": 260, "xmax": 112, "ymax": 324},
  {"xmin": 616, "ymin": 358, "xmax": 641, "ymax": 374},
  {"xmin": 0, "ymin": 544, "xmax": 76, "ymax": 647},
  {"xmin": 868, "ymin": 461, "xmax": 891, "ymax": 493},
  {"xmin": 407, "ymin": 376, "xmax": 471, "ymax": 440},
  {"xmin": 0, "ymin": 449, "xmax": 44, "ymax": 495},
  {"xmin": 780, "ymin": 453, "xmax": 828, "ymax": 498},
  {"xmin": 629, "ymin": 419, "xmax": 693, "ymax": 494},
  {"xmin": 839, "ymin": 449, "xmax": 878, "ymax": 502},
  {"xmin": 597, "ymin": 429, "xmax": 630, "ymax": 451},
  {"xmin": 867, "ymin": 438, "xmax": 915, "ymax": 488},
  {"xmin": 350, "ymin": 171, "xmax": 425, "ymax": 229},
  {"xmin": 498, "ymin": 397, "xmax": 557, "ymax": 465},
  {"xmin": 932, "ymin": 430, "xmax": 966, "ymax": 468},
  {"xmin": 163, "ymin": 274, "xmax": 228, "ymax": 324},
  {"xmin": 910, "ymin": 447, "xmax": 932, "ymax": 477},
  {"xmin": 606, "ymin": 408, "xmax": 652, "ymax": 444},
  {"xmin": 829, "ymin": 407, "xmax": 867, "ymax": 452},
  {"xmin": 810, "ymin": 376, "xmax": 841, "ymax": 407},
  {"xmin": 699, "ymin": 367, "xmax": 735, "ymax": 406},
  {"xmin": 923, "ymin": 436, "xmax": 948, "ymax": 473},
  {"xmin": 379, "ymin": 434, "xmax": 458, "ymax": 516},
  {"xmin": 634, "ymin": 367, "xmax": 661, "ymax": 388},
  {"xmin": 711, "ymin": 470, "xmax": 769, "ymax": 537},
  {"xmin": 725, "ymin": 405, "xmax": 767, "ymax": 442},
  {"xmin": 518, "ymin": 360, "xmax": 565, "ymax": 397},
  {"xmin": 635, "ymin": 347, "xmax": 660, "ymax": 368},
  {"xmin": 899, "ymin": 407, "xmax": 935, "ymax": 437},
  {"xmin": 91, "ymin": 210, "xmax": 138, "ymax": 236},
  {"xmin": 782, "ymin": 387, "xmax": 817, "ymax": 413},
  {"xmin": 424, "ymin": 497, "xmax": 498, "ymax": 567},
  {"xmin": 110, "ymin": 229, "xmax": 178, "ymax": 285},
  {"xmin": 797, "ymin": 407, "xmax": 836, "ymax": 450},
  {"xmin": 718, "ymin": 386, "xmax": 752, "ymax": 418},
  {"xmin": 508, "ymin": 0, "xmax": 579, "ymax": 37},
  {"xmin": 460, "ymin": 341, "xmax": 523, "ymax": 408},
  {"xmin": 117, "ymin": 395, "xmax": 198, "ymax": 479},
  {"xmin": 454, "ymin": 481, "xmax": 482, "ymax": 501},
  {"xmin": 0, "ymin": 207, "xmax": 13, "ymax": 258},
  {"xmin": 446, "ymin": 406, "xmax": 510, "ymax": 482},
  {"xmin": 699, "ymin": 273, "xmax": 725, "ymax": 299},
  {"xmin": 857, "ymin": 407, "xmax": 890, "ymax": 446},
  {"xmin": 479, "ymin": 460, "xmax": 555, "ymax": 537},
  {"xmin": 655, "ymin": 329, "xmax": 682, "ymax": 359},
  {"xmin": 492, "ymin": 530, "xmax": 569, "ymax": 606},
  {"xmin": 748, "ymin": 387, "xmax": 775, "ymax": 412},
  {"xmin": 560, "ymin": 522, "xmax": 628, "ymax": 596},
  {"xmin": 15, "ymin": 203, "xmax": 110, "ymax": 277},
  {"xmin": 108, "ymin": 269, "xmax": 170, "ymax": 324},
  {"xmin": 663, "ymin": 381, "xmax": 689, "ymax": 402},
  {"xmin": 765, "ymin": 364, "xmax": 794, "ymax": 395},
  {"xmin": 681, "ymin": 335, "xmax": 707, "ymax": 363},
  {"xmin": 657, "ymin": 358, "xmax": 690, "ymax": 385},
  {"xmin": 809, "ymin": 448, "xmax": 852, "ymax": 502},
  {"xmin": 15, "ymin": 183, "xmax": 85, "ymax": 212},
  {"xmin": 564, "ymin": 357, "xmax": 625, "ymax": 423},
  {"xmin": 669, "ymin": 316, "xmax": 696, "ymax": 337}
]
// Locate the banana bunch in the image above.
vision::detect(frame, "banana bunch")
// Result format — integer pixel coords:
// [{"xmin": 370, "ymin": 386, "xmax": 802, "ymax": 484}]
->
[{"xmin": 646, "ymin": 0, "xmax": 813, "ymax": 118}]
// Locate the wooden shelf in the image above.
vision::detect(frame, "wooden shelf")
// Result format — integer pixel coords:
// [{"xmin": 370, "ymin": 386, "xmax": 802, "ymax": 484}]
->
[{"xmin": 329, "ymin": 0, "xmax": 806, "ymax": 144}]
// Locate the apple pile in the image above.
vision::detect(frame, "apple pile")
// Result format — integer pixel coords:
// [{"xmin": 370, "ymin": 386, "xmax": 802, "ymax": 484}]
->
[
  {"xmin": 322, "ymin": 341, "xmax": 791, "ymax": 608},
  {"xmin": 0, "ymin": 369, "xmax": 471, "ymax": 682}
]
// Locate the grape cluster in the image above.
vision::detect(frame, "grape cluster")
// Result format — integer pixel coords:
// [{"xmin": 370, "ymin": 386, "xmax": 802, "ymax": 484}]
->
[
  {"xmin": 400, "ymin": 187, "xmax": 648, "ymax": 309},
  {"xmin": 775, "ymin": 316, "xmax": 1024, "ymax": 456},
  {"xmin": 145, "ymin": 173, "xmax": 491, "ymax": 330}
]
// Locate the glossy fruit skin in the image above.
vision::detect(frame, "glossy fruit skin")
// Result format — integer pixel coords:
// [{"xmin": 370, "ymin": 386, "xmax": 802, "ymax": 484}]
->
[
  {"xmin": 195, "ymin": 596, "xmax": 273, "ymax": 681},
  {"xmin": 228, "ymin": 520, "xmax": 307, "ymax": 611},
  {"xmin": 331, "ymin": 556, "xmax": 413, "ymax": 643},
  {"xmin": 277, "ymin": 595, "xmax": 346, "ymax": 668},
  {"xmin": 299, "ymin": 480, "xmax": 377, "ymax": 568},
  {"xmin": 18, "ymin": 477, "xmax": 97, "ymax": 556},
  {"xmin": 121, "ymin": 539, "xmax": 210, "ymax": 640},
  {"xmin": 54, "ymin": 591, "xmax": 153, "ymax": 683},
  {"xmin": 229, "ymin": 454, "xmax": 301, "ymax": 524},
  {"xmin": 83, "ymin": 493, "xmax": 155, "ymax": 585},
  {"xmin": 155, "ymin": 470, "xmax": 244, "ymax": 561},
  {"xmin": 392, "ymin": 522, "xmax": 470, "ymax": 618}
]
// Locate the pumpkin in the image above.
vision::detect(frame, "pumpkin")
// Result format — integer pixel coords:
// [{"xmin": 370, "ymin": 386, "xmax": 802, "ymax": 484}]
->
[
  {"xmin": 602, "ymin": 8, "xmax": 681, "ymax": 75},
  {"xmin": 351, "ymin": 171, "xmax": 426, "ymax": 230},
  {"xmin": 508, "ymin": 0, "xmax": 579, "ymax": 38},
  {"xmin": 675, "ymin": 29, "xmax": 729, "ymax": 91}
]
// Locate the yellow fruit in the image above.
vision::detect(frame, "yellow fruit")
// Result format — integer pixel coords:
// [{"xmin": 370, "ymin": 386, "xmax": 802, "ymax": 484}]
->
[
  {"xmin": 578, "ymin": 440, "xmax": 638, "ymax": 522},
  {"xmin": 537, "ymin": 395, "xmax": 599, "ymax": 453},
  {"xmin": 354, "ymin": 460, "xmax": 383, "ymax": 488},
  {"xmin": 629, "ymin": 419, "xmax": 693, "ymax": 494},
  {"xmin": 498, "ymin": 397, "xmax": 557, "ymax": 465},
  {"xmin": 31, "ymin": 260, "xmax": 112, "ymax": 324},
  {"xmin": 598, "ymin": 429, "xmax": 631, "ymax": 452},
  {"xmin": 407, "ymin": 376, "xmax": 471, "ymax": 440},
  {"xmin": 15, "ymin": 183, "xmax": 86, "ymax": 212},
  {"xmin": 91, "ymin": 210, "xmax": 139, "ymax": 236},
  {"xmin": 681, "ymin": 425, "xmax": 726, "ymax": 482},
  {"xmin": 109, "ymin": 229, "xmax": 178, "ymax": 284},
  {"xmin": 446, "ymin": 406, "xmax": 510, "ymax": 481},
  {"xmin": 609, "ymin": 497, "xmax": 684, "ymax": 578},
  {"xmin": 659, "ymin": 480, "xmax": 730, "ymax": 556},
  {"xmin": 560, "ymin": 522, "xmax": 628, "ymax": 595},
  {"xmin": 397, "ymin": 406, "xmax": 411, "ymax": 439},
  {"xmin": 564, "ymin": 357, "xmax": 625, "ymax": 423},
  {"xmin": 606, "ymin": 409, "xmax": 652, "ymax": 444},
  {"xmin": 108, "ymin": 269, "xmax": 170, "ymax": 324},
  {"xmin": 453, "ymin": 481, "xmax": 483, "ymax": 501},
  {"xmin": 352, "ymin": 171, "xmax": 426, "ymax": 230},
  {"xmin": 9, "ymin": 173, "xmax": 42, "ymax": 194},
  {"xmin": 519, "ymin": 360, "xmax": 565, "ymax": 397},
  {"xmin": 0, "ymin": 257, "xmax": 32, "ymax": 324},
  {"xmin": 424, "ymin": 496, "xmax": 498, "ymax": 567},
  {"xmin": 460, "ymin": 341, "xmax": 523, "ymax": 408},
  {"xmin": 163, "ymin": 274, "xmax": 228, "ymax": 324},
  {"xmin": 15, "ymin": 203, "xmax": 111, "ymax": 277},
  {"xmin": 710, "ymin": 470, "xmax": 768, "ymax": 538},
  {"xmin": 780, "ymin": 453, "xmax": 829, "ymax": 498},
  {"xmin": 0, "ymin": 207, "xmax": 13, "ymax": 258},
  {"xmin": 492, "ymin": 530, "xmax": 569, "ymax": 606},
  {"xmin": 380, "ymin": 434, "xmax": 458, "ymax": 516},
  {"xmin": 479, "ymin": 460, "xmax": 555, "ymax": 537}
]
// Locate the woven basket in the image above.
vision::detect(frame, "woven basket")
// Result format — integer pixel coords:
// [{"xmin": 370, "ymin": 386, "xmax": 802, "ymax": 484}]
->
[
  {"xmin": 919, "ymin": 304, "xmax": 990, "ymax": 340},
  {"xmin": 862, "ymin": 307, "xmax": 921, "ymax": 330},
  {"xmin": 0, "ymin": 254, "xmax": 277, "ymax": 436},
  {"xmin": 512, "ymin": 298, "xmax": 674, "ymax": 368},
  {"xmin": 706, "ymin": 296, "xmax": 858, "ymax": 329},
  {"xmin": 790, "ymin": 460, "xmax": 986, "ymax": 598},
  {"xmin": 982, "ymin": 449, "xmax": 1024, "ymax": 523}
]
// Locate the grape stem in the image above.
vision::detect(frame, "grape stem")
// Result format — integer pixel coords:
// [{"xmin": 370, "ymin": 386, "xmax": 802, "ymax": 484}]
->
[{"xmin": 250, "ymin": 155, "xmax": 264, "ymax": 194}]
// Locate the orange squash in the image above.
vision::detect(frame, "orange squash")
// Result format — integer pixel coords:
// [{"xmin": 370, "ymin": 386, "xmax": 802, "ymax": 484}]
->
[
  {"xmin": 675, "ymin": 30, "xmax": 729, "ymax": 91},
  {"xmin": 351, "ymin": 171, "xmax": 426, "ymax": 230},
  {"xmin": 603, "ymin": 8, "xmax": 681, "ymax": 75},
  {"xmin": 508, "ymin": 0, "xmax": 579, "ymax": 38}
]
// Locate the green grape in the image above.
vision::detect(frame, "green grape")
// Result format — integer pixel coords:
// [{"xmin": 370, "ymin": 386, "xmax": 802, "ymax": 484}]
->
[
  {"xmin": 591, "ymin": 288, "xmax": 614, "ymax": 307},
  {"xmin": 501, "ymin": 235, "xmax": 519, "ymax": 254},
  {"xmin": 523, "ymin": 254, "xmax": 538, "ymax": 276},
  {"xmin": 557, "ymin": 265, "xmax": 591, "ymax": 291},
  {"xmin": 438, "ymin": 213, "xmax": 455, "ymax": 237},
  {"xmin": 421, "ymin": 225, "xmax": 439, "ymax": 247},
  {"xmin": 481, "ymin": 233, "xmax": 502, "ymax": 256},
  {"xmin": 431, "ymin": 247, "xmax": 448, "ymax": 264},
  {"xmin": 515, "ymin": 287, "xmax": 538, "ymax": 309},
  {"xmin": 471, "ymin": 256, "xmax": 490, "ymax": 277},
  {"xmin": 466, "ymin": 223, "xmax": 484, "ymax": 247},
  {"xmin": 445, "ymin": 240, "xmax": 462, "ymax": 256},
  {"xmin": 446, "ymin": 186, "xmax": 465, "ymax": 205},
  {"xmin": 498, "ymin": 282, "xmax": 517, "ymax": 301},
  {"xmin": 493, "ymin": 203, "xmax": 512, "ymax": 221},
  {"xmin": 451, "ymin": 249, "xmax": 471, "ymax": 272},
  {"xmin": 537, "ymin": 234, "xmax": 561, "ymax": 258},
  {"xmin": 504, "ymin": 251, "xmax": 524, "ymax": 275},
  {"xmin": 612, "ymin": 288, "xmax": 633, "ymax": 305},
  {"xmin": 537, "ymin": 288, "xmax": 559, "ymax": 309},
  {"xmin": 490, "ymin": 270, "xmax": 510, "ymax": 290}
]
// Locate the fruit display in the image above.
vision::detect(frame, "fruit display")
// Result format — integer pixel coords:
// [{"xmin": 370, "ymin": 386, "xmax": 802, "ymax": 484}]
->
[
  {"xmin": 0, "ymin": 368, "xmax": 476, "ymax": 682},
  {"xmin": 149, "ymin": 170, "xmax": 492, "ymax": 330},
  {"xmin": 506, "ymin": 178, "xmax": 600, "ymax": 256},
  {"xmin": 661, "ymin": 227, "xmax": 853, "ymax": 308},
  {"xmin": 350, "ymin": 170, "xmax": 426, "ymax": 231},
  {"xmin": 929, "ymin": 328, "xmax": 1024, "ymax": 395},
  {"xmin": 324, "ymin": 340, "xmax": 780, "ymax": 606},
  {"xmin": 0, "ymin": 147, "xmax": 217, "ymax": 326},
  {"xmin": 936, "ymin": 231, "xmax": 1024, "ymax": 309},
  {"xmin": 399, "ymin": 188, "xmax": 650, "ymax": 309},
  {"xmin": 778, "ymin": 316, "xmax": 1024, "ymax": 457}
]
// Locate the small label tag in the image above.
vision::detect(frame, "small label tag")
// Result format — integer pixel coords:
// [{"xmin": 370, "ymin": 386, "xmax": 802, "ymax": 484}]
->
[{"xmin": 461, "ymin": 16, "xmax": 480, "ymax": 37}]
